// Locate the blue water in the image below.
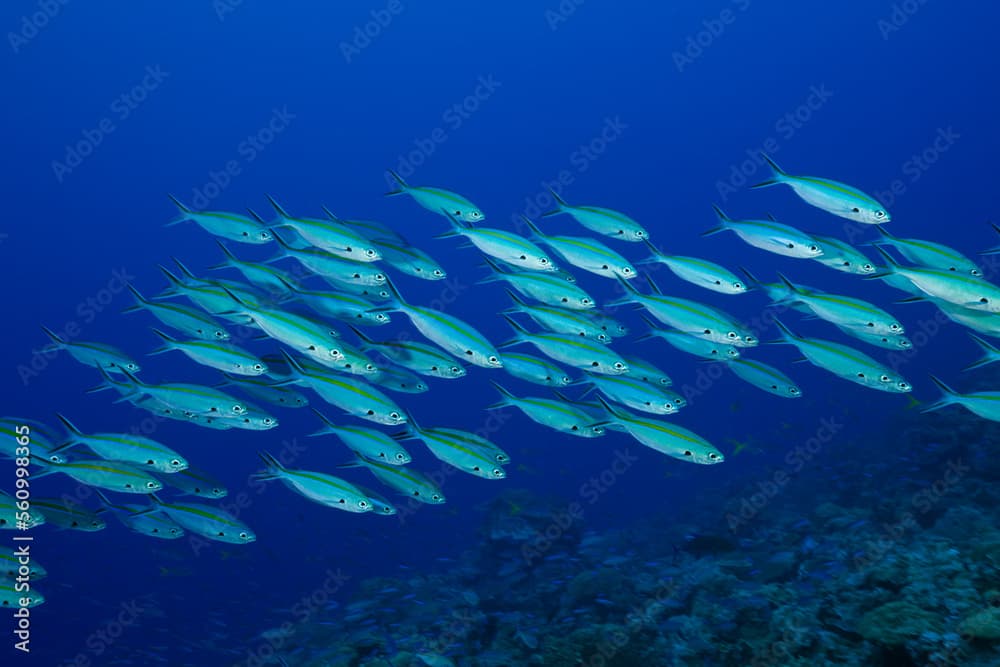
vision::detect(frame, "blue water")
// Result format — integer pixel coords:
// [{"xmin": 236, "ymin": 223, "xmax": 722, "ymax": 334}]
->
[{"xmin": 3, "ymin": 2, "xmax": 999, "ymax": 665}]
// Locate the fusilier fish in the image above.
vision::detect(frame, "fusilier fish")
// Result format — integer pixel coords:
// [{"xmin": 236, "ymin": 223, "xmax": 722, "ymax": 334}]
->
[
  {"xmin": 542, "ymin": 188, "xmax": 649, "ymax": 241},
  {"xmin": 385, "ymin": 170, "xmax": 484, "ymax": 222},
  {"xmin": 705, "ymin": 206, "xmax": 824, "ymax": 259},
  {"xmin": 166, "ymin": 196, "xmax": 273, "ymax": 244},
  {"xmin": 751, "ymin": 153, "xmax": 890, "ymax": 224}
]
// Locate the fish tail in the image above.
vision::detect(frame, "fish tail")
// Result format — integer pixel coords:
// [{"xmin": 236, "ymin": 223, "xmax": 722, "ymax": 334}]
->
[
  {"xmin": 320, "ymin": 205, "xmax": 344, "ymax": 224},
  {"xmin": 348, "ymin": 325, "xmax": 377, "ymax": 347},
  {"xmin": 963, "ymin": 335, "xmax": 1000, "ymax": 371},
  {"xmin": 519, "ymin": 215, "xmax": 546, "ymax": 242},
  {"xmin": 265, "ymin": 194, "xmax": 291, "ymax": 219},
  {"xmin": 488, "ymin": 380, "xmax": 516, "ymax": 406},
  {"xmin": 636, "ymin": 237, "xmax": 664, "ymax": 265},
  {"xmin": 749, "ymin": 153, "xmax": 788, "ymax": 189},
  {"xmin": 255, "ymin": 451, "xmax": 285, "ymax": 479},
  {"xmin": 148, "ymin": 328, "xmax": 177, "ymax": 355},
  {"xmin": 644, "ymin": 273, "xmax": 664, "ymax": 295},
  {"xmin": 165, "ymin": 194, "xmax": 192, "ymax": 226},
  {"xmin": 922, "ymin": 375, "xmax": 960, "ymax": 412},
  {"xmin": 385, "ymin": 170, "xmax": 409, "ymax": 196},
  {"xmin": 158, "ymin": 265, "xmax": 185, "ymax": 289},
  {"xmin": 503, "ymin": 288, "xmax": 528, "ymax": 309},
  {"xmin": 277, "ymin": 349, "xmax": 307, "ymax": 378},
  {"xmin": 55, "ymin": 412, "xmax": 83, "ymax": 435},
  {"xmin": 207, "ymin": 240, "xmax": 237, "ymax": 270},
  {"xmin": 498, "ymin": 315, "xmax": 527, "ymax": 348},
  {"xmin": 541, "ymin": 187, "xmax": 568, "ymax": 217},
  {"xmin": 40, "ymin": 325, "xmax": 66, "ymax": 348},
  {"xmin": 381, "ymin": 275, "xmax": 409, "ymax": 310},
  {"xmin": 307, "ymin": 408, "xmax": 339, "ymax": 437},
  {"xmin": 121, "ymin": 284, "xmax": 150, "ymax": 315},
  {"xmin": 704, "ymin": 205, "xmax": 731, "ymax": 236},
  {"xmin": 769, "ymin": 318, "xmax": 799, "ymax": 345}
]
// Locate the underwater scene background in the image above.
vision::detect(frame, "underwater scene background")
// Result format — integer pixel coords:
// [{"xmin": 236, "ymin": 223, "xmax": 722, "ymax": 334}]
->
[{"xmin": 4, "ymin": 1, "xmax": 1000, "ymax": 665}]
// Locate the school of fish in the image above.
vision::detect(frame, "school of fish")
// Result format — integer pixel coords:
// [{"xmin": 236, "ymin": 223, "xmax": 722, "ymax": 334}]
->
[{"xmin": 5, "ymin": 153, "xmax": 1000, "ymax": 608}]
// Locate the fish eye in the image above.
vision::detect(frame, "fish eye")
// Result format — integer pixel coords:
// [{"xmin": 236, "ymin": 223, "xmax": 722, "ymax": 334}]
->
[
  {"xmin": 432, "ymin": 494, "xmax": 442, "ymax": 501},
  {"xmin": 377, "ymin": 314, "xmax": 388, "ymax": 321},
  {"xmin": 232, "ymin": 404, "xmax": 244, "ymax": 413},
  {"xmin": 809, "ymin": 245, "xmax": 820, "ymax": 252},
  {"xmin": 359, "ymin": 500, "xmax": 369, "ymax": 508},
  {"xmin": 973, "ymin": 269, "xmax": 984, "ymax": 277},
  {"xmin": 375, "ymin": 274, "xmax": 385, "ymax": 281},
  {"xmin": 366, "ymin": 364, "xmax": 375, "ymax": 371},
  {"xmin": 880, "ymin": 374, "xmax": 891, "ymax": 382},
  {"xmin": 170, "ymin": 459, "xmax": 181, "ymax": 466},
  {"xmin": 146, "ymin": 481, "xmax": 158, "ymax": 489},
  {"xmin": 389, "ymin": 411, "xmax": 400, "ymax": 420},
  {"xmin": 745, "ymin": 336, "xmax": 756, "ymax": 344},
  {"xmin": 733, "ymin": 282, "xmax": 743, "ymax": 290},
  {"xmin": 365, "ymin": 249, "xmax": 377, "ymax": 257},
  {"xmin": 790, "ymin": 387, "xmax": 800, "ymax": 395},
  {"xmin": 875, "ymin": 210, "xmax": 885, "ymax": 218},
  {"xmin": 562, "ymin": 376, "xmax": 572, "ymax": 384},
  {"xmin": 899, "ymin": 382, "xmax": 909, "ymax": 389},
  {"xmin": 539, "ymin": 258, "xmax": 549, "ymax": 265},
  {"xmin": 613, "ymin": 362, "xmax": 625, "ymax": 370},
  {"xmin": 488, "ymin": 356, "xmax": 499, "ymax": 364},
  {"xmin": 331, "ymin": 349, "xmax": 341, "ymax": 357},
  {"xmin": 433, "ymin": 269, "xmax": 444, "ymax": 277},
  {"xmin": 709, "ymin": 453, "xmax": 719, "ymax": 459},
  {"xmin": 582, "ymin": 298, "xmax": 592, "ymax": 305},
  {"xmin": 727, "ymin": 332, "xmax": 737, "ymax": 339},
  {"xmin": 492, "ymin": 469, "xmax": 504, "ymax": 478},
  {"xmin": 396, "ymin": 453, "xmax": 406, "ymax": 461},
  {"xmin": 215, "ymin": 332, "xmax": 226, "ymax": 339},
  {"xmin": 263, "ymin": 418, "xmax": 274, "ymax": 425},
  {"xmin": 863, "ymin": 264, "xmax": 874, "ymax": 271},
  {"xmin": 254, "ymin": 364, "xmax": 264, "ymax": 371},
  {"xmin": 622, "ymin": 267, "xmax": 633, "ymax": 275},
  {"xmin": 239, "ymin": 532, "xmax": 249, "ymax": 539},
  {"xmin": 450, "ymin": 366, "xmax": 461, "ymax": 374},
  {"xmin": 636, "ymin": 230, "xmax": 646, "ymax": 238},
  {"xmin": 890, "ymin": 324, "xmax": 901, "ymax": 331}
]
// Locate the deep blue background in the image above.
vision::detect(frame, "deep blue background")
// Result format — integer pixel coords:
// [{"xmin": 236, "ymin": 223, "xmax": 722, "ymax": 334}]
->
[{"xmin": 2, "ymin": 1, "xmax": 997, "ymax": 664}]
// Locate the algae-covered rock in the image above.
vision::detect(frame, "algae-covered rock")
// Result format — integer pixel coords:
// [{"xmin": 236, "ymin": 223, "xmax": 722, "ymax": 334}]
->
[
  {"xmin": 859, "ymin": 601, "xmax": 944, "ymax": 645},
  {"xmin": 960, "ymin": 607, "xmax": 1000, "ymax": 640}
]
